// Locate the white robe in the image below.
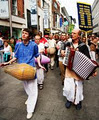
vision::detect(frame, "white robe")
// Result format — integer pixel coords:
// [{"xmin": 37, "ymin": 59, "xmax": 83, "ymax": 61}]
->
[
  {"xmin": 63, "ymin": 77, "xmax": 84, "ymax": 105},
  {"xmin": 37, "ymin": 43, "xmax": 44, "ymax": 84}
]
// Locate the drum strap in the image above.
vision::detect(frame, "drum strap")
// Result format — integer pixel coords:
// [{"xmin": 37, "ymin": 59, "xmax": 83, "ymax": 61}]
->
[
  {"xmin": 77, "ymin": 43, "xmax": 85, "ymax": 49},
  {"xmin": 14, "ymin": 43, "xmax": 22, "ymax": 55}
]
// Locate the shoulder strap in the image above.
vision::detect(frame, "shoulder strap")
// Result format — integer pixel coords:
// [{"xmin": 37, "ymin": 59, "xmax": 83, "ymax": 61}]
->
[
  {"xmin": 14, "ymin": 43, "xmax": 22, "ymax": 55},
  {"xmin": 78, "ymin": 43, "xmax": 85, "ymax": 48},
  {"xmin": 71, "ymin": 42, "xmax": 85, "ymax": 51}
]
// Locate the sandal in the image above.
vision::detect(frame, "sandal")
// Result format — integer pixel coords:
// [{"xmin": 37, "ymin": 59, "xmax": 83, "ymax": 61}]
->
[{"xmin": 39, "ymin": 84, "xmax": 43, "ymax": 90}]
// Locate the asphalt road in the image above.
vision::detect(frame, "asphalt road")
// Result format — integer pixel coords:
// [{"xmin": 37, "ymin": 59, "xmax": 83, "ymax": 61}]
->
[{"xmin": 0, "ymin": 65, "xmax": 99, "ymax": 120}]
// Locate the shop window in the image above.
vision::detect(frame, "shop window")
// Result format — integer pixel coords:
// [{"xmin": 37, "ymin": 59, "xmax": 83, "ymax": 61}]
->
[{"xmin": 12, "ymin": 0, "xmax": 18, "ymax": 15}]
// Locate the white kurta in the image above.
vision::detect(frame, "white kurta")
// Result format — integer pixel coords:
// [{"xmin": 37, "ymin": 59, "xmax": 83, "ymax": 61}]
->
[
  {"xmin": 48, "ymin": 39, "xmax": 56, "ymax": 48},
  {"xmin": 90, "ymin": 51, "xmax": 96, "ymax": 61},
  {"xmin": 37, "ymin": 43, "xmax": 45, "ymax": 85},
  {"xmin": 48, "ymin": 39, "xmax": 56, "ymax": 67}
]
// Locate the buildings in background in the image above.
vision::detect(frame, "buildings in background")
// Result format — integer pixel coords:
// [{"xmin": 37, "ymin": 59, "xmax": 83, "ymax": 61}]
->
[
  {"xmin": 92, "ymin": 0, "xmax": 99, "ymax": 36},
  {"xmin": 0, "ymin": 0, "xmax": 26, "ymax": 39},
  {"xmin": 0, "ymin": 0, "xmax": 75, "ymax": 38},
  {"xmin": 60, "ymin": 7, "xmax": 71, "ymax": 33}
]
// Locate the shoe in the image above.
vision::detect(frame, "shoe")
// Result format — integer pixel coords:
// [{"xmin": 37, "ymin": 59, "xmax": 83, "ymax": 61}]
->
[
  {"xmin": 51, "ymin": 66, "xmax": 54, "ymax": 70},
  {"xmin": 49, "ymin": 64, "xmax": 51, "ymax": 68},
  {"xmin": 25, "ymin": 100, "xmax": 27, "ymax": 105},
  {"xmin": 27, "ymin": 112, "xmax": 33, "ymax": 119},
  {"xmin": 76, "ymin": 101, "xmax": 82, "ymax": 110},
  {"xmin": 39, "ymin": 84, "xmax": 43, "ymax": 90},
  {"xmin": 62, "ymin": 81, "xmax": 64, "ymax": 85},
  {"xmin": 65, "ymin": 100, "xmax": 72, "ymax": 108}
]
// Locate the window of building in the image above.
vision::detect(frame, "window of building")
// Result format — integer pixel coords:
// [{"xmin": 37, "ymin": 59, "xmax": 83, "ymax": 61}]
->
[{"xmin": 12, "ymin": 0, "xmax": 18, "ymax": 15}]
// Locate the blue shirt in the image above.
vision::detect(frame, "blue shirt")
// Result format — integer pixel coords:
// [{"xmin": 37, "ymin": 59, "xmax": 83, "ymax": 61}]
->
[
  {"xmin": 14, "ymin": 41, "xmax": 39, "ymax": 67},
  {"xmin": 0, "ymin": 39, "xmax": 4, "ymax": 50}
]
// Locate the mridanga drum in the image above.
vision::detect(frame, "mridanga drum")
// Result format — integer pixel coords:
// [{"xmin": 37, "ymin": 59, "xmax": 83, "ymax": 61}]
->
[
  {"xmin": 47, "ymin": 48, "xmax": 56, "ymax": 55},
  {"xmin": 35, "ymin": 54, "xmax": 50, "ymax": 64},
  {"xmin": 4, "ymin": 63, "xmax": 36, "ymax": 81}
]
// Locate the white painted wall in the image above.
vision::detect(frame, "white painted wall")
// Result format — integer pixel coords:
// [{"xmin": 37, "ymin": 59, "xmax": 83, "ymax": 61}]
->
[{"xmin": 92, "ymin": 0, "xmax": 99, "ymax": 34}]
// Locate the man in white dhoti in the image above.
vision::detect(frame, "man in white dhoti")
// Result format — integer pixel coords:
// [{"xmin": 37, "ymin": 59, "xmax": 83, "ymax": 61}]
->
[{"xmin": 61, "ymin": 29, "xmax": 91, "ymax": 110}]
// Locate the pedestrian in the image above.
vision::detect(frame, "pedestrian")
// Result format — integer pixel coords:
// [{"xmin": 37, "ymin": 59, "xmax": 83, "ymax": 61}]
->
[
  {"xmin": 61, "ymin": 28, "xmax": 97, "ymax": 110},
  {"xmin": 82, "ymin": 36, "xmax": 86, "ymax": 44},
  {"xmin": 89, "ymin": 41, "xmax": 97, "ymax": 61},
  {"xmin": 16, "ymin": 38, "xmax": 22, "ymax": 43},
  {"xmin": 54, "ymin": 34, "xmax": 60, "ymax": 67},
  {"xmin": 38, "ymin": 31, "xmax": 49, "ymax": 72},
  {"xmin": 2, "ymin": 37, "xmax": 13, "ymax": 62},
  {"xmin": 9, "ymin": 38, "xmax": 15, "ymax": 52},
  {"xmin": 47, "ymin": 33, "xmax": 56, "ymax": 70},
  {"xmin": 1, "ymin": 28, "xmax": 45, "ymax": 119},
  {"xmin": 0, "ymin": 36, "xmax": 4, "ymax": 50},
  {"xmin": 35, "ymin": 34, "xmax": 45, "ymax": 90},
  {"xmin": 0, "ymin": 36, "xmax": 4, "ymax": 63},
  {"xmin": 56, "ymin": 32, "xmax": 66, "ymax": 85}
]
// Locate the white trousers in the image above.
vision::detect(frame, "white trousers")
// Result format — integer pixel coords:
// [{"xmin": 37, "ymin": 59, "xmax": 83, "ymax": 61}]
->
[
  {"xmin": 63, "ymin": 78, "xmax": 84, "ymax": 105},
  {"xmin": 49, "ymin": 54, "xmax": 55, "ymax": 66},
  {"xmin": 37, "ymin": 68, "xmax": 44, "ymax": 84},
  {"xmin": 23, "ymin": 79, "xmax": 38, "ymax": 113}
]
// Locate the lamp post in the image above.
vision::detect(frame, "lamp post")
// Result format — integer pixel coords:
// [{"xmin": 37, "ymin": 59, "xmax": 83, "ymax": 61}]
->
[
  {"xmin": 36, "ymin": 0, "xmax": 39, "ymax": 32},
  {"xmin": 8, "ymin": 0, "xmax": 12, "ymax": 37}
]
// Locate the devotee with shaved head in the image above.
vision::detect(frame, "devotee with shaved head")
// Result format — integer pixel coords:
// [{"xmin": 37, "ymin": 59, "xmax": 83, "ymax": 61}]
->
[{"xmin": 61, "ymin": 28, "xmax": 95, "ymax": 110}]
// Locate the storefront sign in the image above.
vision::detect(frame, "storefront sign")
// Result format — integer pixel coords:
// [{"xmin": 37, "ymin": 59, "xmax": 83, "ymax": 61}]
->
[
  {"xmin": 0, "ymin": 0, "xmax": 9, "ymax": 19},
  {"xmin": 77, "ymin": 2, "xmax": 93, "ymax": 31}
]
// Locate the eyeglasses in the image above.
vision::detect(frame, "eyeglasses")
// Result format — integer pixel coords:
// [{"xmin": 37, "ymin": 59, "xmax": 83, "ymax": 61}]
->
[{"xmin": 35, "ymin": 39, "xmax": 40, "ymax": 40}]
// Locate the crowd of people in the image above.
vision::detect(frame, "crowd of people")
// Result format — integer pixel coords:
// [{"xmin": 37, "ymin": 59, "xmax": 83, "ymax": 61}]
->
[{"xmin": 0, "ymin": 28, "xmax": 98, "ymax": 119}]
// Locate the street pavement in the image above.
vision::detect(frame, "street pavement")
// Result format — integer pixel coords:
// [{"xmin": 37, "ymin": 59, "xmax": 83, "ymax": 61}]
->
[{"xmin": 0, "ymin": 64, "xmax": 99, "ymax": 120}]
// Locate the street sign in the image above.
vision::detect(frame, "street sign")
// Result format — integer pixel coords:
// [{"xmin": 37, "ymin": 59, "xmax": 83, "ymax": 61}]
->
[{"xmin": 77, "ymin": 2, "xmax": 93, "ymax": 31}]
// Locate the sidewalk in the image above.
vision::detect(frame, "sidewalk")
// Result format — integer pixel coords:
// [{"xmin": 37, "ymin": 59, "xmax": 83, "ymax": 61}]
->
[{"xmin": 0, "ymin": 66, "xmax": 99, "ymax": 120}]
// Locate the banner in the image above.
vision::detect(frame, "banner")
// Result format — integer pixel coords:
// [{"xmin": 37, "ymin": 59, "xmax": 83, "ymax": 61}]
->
[
  {"xmin": 43, "ymin": 8, "xmax": 49, "ymax": 28},
  {"xmin": 28, "ymin": 0, "xmax": 37, "ymax": 26},
  {"xmin": 77, "ymin": 2, "xmax": 93, "ymax": 31},
  {"xmin": 60, "ymin": 17, "xmax": 63, "ymax": 27},
  {"xmin": 68, "ymin": 24, "xmax": 75, "ymax": 34},
  {"xmin": 0, "ymin": 0, "xmax": 9, "ymax": 19}
]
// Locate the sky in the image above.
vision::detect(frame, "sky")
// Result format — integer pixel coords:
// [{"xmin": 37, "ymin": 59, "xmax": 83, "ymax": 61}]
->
[{"xmin": 58, "ymin": 0, "xmax": 95, "ymax": 28}]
